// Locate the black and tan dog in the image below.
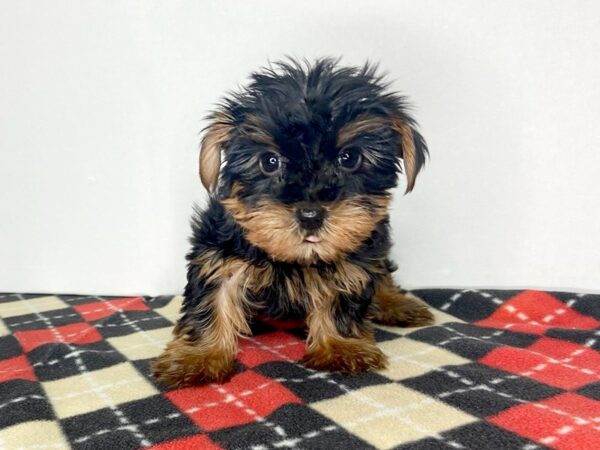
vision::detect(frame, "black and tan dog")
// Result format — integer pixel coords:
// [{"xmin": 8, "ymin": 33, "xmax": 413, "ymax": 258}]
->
[{"xmin": 153, "ymin": 58, "xmax": 433, "ymax": 388}]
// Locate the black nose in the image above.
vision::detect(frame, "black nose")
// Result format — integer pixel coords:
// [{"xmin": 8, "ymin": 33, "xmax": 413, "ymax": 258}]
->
[{"xmin": 296, "ymin": 205, "xmax": 325, "ymax": 230}]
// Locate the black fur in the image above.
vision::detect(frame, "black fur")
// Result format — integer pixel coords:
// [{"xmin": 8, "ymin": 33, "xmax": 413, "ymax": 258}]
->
[{"xmin": 218, "ymin": 58, "xmax": 427, "ymax": 204}]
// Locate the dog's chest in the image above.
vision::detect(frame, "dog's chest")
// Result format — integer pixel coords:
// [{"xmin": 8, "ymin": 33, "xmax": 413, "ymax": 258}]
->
[{"xmin": 247, "ymin": 260, "xmax": 372, "ymax": 314}]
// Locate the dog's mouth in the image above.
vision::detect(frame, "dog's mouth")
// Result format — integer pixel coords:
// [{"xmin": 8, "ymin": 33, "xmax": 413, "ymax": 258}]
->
[{"xmin": 303, "ymin": 234, "xmax": 322, "ymax": 244}]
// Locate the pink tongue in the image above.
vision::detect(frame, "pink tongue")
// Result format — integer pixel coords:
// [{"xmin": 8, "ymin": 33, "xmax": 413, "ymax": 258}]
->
[{"xmin": 305, "ymin": 235, "xmax": 321, "ymax": 243}]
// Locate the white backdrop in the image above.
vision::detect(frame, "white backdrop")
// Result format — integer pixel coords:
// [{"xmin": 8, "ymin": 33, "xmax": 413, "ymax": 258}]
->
[{"xmin": 1, "ymin": 1, "xmax": 600, "ymax": 295}]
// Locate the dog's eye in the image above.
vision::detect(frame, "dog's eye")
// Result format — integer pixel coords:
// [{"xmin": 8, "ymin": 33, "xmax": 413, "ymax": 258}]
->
[
  {"xmin": 259, "ymin": 152, "xmax": 281, "ymax": 175},
  {"xmin": 337, "ymin": 148, "xmax": 362, "ymax": 171}
]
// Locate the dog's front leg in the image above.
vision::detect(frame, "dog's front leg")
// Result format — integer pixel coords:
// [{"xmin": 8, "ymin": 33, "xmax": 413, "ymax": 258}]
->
[
  {"xmin": 152, "ymin": 256, "xmax": 252, "ymax": 388},
  {"xmin": 302, "ymin": 293, "xmax": 388, "ymax": 374}
]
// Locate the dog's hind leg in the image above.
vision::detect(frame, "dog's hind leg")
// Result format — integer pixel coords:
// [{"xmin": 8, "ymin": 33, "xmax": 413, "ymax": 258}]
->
[
  {"xmin": 371, "ymin": 272, "xmax": 434, "ymax": 327},
  {"xmin": 152, "ymin": 255, "xmax": 257, "ymax": 388}
]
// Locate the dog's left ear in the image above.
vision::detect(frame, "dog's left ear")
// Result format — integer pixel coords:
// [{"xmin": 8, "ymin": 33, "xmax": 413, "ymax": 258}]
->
[
  {"xmin": 199, "ymin": 113, "xmax": 233, "ymax": 192},
  {"xmin": 392, "ymin": 117, "xmax": 428, "ymax": 193}
]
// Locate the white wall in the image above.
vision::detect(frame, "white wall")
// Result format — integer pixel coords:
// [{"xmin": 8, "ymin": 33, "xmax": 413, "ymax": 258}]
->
[{"xmin": 1, "ymin": 1, "xmax": 599, "ymax": 295}]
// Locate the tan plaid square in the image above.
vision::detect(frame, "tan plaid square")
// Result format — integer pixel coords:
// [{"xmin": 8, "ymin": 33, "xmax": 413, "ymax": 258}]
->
[
  {"xmin": 0, "ymin": 318, "xmax": 8, "ymax": 336},
  {"xmin": 0, "ymin": 295, "xmax": 68, "ymax": 318},
  {"xmin": 107, "ymin": 326, "xmax": 172, "ymax": 360},
  {"xmin": 42, "ymin": 362, "xmax": 158, "ymax": 419},
  {"xmin": 380, "ymin": 337, "xmax": 470, "ymax": 381},
  {"xmin": 0, "ymin": 420, "xmax": 69, "ymax": 449},
  {"xmin": 312, "ymin": 383, "xmax": 476, "ymax": 449},
  {"xmin": 154, "ymin": 295, "xmax": 183, "ymax": 324}
]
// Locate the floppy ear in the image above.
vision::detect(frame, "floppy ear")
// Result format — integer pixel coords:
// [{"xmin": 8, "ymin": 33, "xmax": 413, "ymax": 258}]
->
[
  {"xmin": 392, "ymin": 117, "xmax": 428, "ymax": 193},
  {"xmin": 199, "ymin": 113, "xmax": 233, "ymax": 192}
]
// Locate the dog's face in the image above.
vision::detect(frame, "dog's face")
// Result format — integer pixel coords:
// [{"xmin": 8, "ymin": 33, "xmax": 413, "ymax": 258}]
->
[{"xmin": 200, "ymin": 59, "xmax": 427, "ymax": 264}]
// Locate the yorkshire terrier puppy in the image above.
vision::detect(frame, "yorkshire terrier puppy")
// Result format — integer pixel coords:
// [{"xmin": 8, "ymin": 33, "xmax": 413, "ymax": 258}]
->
[{"xmin": 153, "ymin": 58, "xmax": 433, "ymax": 388}]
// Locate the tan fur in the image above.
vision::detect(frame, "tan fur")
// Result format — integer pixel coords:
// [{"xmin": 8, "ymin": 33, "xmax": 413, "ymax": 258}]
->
[
  {"xmin": 303, "ymin": 293, "xmax": 387, "ymax": 374},
  {"xmin": 372, "ymin": 272, "xmax": 434, "ymax": 326},
  {"xmin": 222, "ymin": 188, "xmax": 390, "ymax": 265},
  {"xmin": 199, "ymin": 112, "xmax": 234, "ymax": 192},
  {"xmin": 337, "ymin": 115, "xmax": 390, "ymax": 148},
  {"xmin": 240, "ymin": 114, "xmax": 277, "ymax": 148},
  {"xmin": 338, "ymin": 114, "xmax": 422, "ymax": 193},
  {"xmin": 392, "ymin": 118, "xmax": 419, "ymax": 193},
  {"xmin": 300, "ymin": 262, "xmax": 387, "ymax": 373},
  {"xmin": 152, "ymin": 256, "xmax": 273, "ymax": 387}
]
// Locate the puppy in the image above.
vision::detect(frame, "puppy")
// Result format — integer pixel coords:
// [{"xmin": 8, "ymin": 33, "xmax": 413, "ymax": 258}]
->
[{"xmin": 153, "ymin": 58, "xmax": 433, "ymax": 388}]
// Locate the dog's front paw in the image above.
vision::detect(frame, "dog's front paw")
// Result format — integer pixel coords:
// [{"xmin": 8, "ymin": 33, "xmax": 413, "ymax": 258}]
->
[
  {"xmin": 152, "ymin": 337, "xmax": 235, "ymax": 388},
  {"xmin": 302, "ymin": 338, "xmax": 388, "ymax": 374},
  {"xmin": 373, "ymin": 293, "xmax": 434, "ymax": 327}
]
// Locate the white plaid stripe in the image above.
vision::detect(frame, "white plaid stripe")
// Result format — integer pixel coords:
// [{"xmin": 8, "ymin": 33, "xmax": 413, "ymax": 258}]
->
[
  {"xmin": 0, "ymin": 394, "xmax": 46, "ymax": 411},
  {"xmin": 212, "ymin": 382, "xmax": 288, "ymax": 438},
  {"xmin": 17, "ymin": 294, "xmax": 153, "ymax": 448},
  {"xmin": 31, "ymin": 348, "xmax": 118, "ymax": 369},
  {"xmin": 564, "ymin": 292, "xmax": 588, "ymax": 309},
  {"xmin": 94, "ymin": 315, "xmax": 164, "ymax": 329},
  {"xmin": 440, "ymin": 289, "xmax": 504, "ymax": 311},
  {"xmin": 264, "ymin": 425, "xmax": 339, "ymax": 450}
]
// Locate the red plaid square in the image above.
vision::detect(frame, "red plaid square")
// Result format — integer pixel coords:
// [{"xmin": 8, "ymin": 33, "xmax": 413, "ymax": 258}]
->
[
  {"xmin": 148, "ymin": 435, "xmax": 223, "ymax": 450},
  {"xmin": 489, "ymin": 393, "xmax": 600, "ymax": 450},
  {"xmin": 73, "ymin": 297, "xmax": 148, "ymax": 321},
  {"xmin": 476, "ymin": 291, "xmax": 600, "ymax": 334},
  {"xmin": 14, "ymin": 322, "xmax": 102, "ymax": 352},
  {"xmin": 0, "ymin": 355, "xmax": 36, "ymax": 382},
  {"xmin": 480, "ymin": 336, "xmax": 600, "ymax": 389},
  {"xmin": 238, "ymin": 331, "xmax": 305, "ymax": 368},
  {"xmin": 166, "ymin": 371, "xmax": 301, "ymax": 431}
]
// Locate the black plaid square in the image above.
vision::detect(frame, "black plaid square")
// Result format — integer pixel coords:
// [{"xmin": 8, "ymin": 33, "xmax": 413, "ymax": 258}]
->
[
  {"xmin": 0, "ymin": 380, "xmax": 55, "ymax": 429},
  {"xmin": 210, "ymin": 403, "xmax": 374, "ymax": 450},
  {"xmin": 374, "ymin": 326, "xmax": 405, "ymax": 342},
  {"xmin": 407, "ymin": 322, "xmax": 540, "ymax": 360},
  {"xmin": 545, "ymin": 328, "xmax": 600, "ymax": 351},
  {"xmin": 401, "ymin": 362, "xmax": 563, "ymax": 417},
  {"xmin": 547, "ymin": 291, "xmax": 600, "ymax": 321},
  {"xmin": 411, "ymin": 289, "xmax": 521, "ymax": 322},
  {"xmin": 61, "ymin": 394, "xmax": 201, "ymax": 449},
  {"xmin": 29, "ymin": 340, "xmax": 127, "ymax": 381},
  {"xmin": 576, "ymin": 381, "xmax": 600, "ymax": 401},
  {"xmin": 4, "ymin": 307, "xmax": 84, "ymax": 332},
  {"xmin": 93, "ymin": 310, "xmax": 173, "ymax": 338},
  {"xmin": 394, "ymin": 421, "xmax": 548, "ymax": 450},
  {"xmin": 256, "ymin": 361, "xmax": 392, "ymax": 403},
  {"xmin": 0, "ymin": 336, "xmax": 22, "ymax": 360}
]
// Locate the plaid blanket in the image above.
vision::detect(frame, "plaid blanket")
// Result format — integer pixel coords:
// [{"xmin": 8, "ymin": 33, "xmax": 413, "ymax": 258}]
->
[{"xmin": 1, "ymin": 290, "xmax": 599, "ymax": 450}]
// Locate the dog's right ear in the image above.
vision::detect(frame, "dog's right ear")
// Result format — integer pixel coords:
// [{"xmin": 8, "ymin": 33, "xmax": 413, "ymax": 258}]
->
[
  {"xmin": 199, "ymin": 113, "xmax": 233, "ymax": 192},
  {"xmin": 391, "ymin": 117, "xmax": 429, "ymax": 194}
]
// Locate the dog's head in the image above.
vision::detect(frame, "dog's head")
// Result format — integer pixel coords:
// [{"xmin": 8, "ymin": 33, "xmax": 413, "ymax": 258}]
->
[{"xmin": 199, "ymin": 59, "xmax": 428, "ymax": 264}]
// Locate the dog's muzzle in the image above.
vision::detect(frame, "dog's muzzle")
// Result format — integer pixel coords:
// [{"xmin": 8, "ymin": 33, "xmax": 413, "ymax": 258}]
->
[{"xmin": 295, "ymin": 204, "xmax": 325, "ymax": 231}]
